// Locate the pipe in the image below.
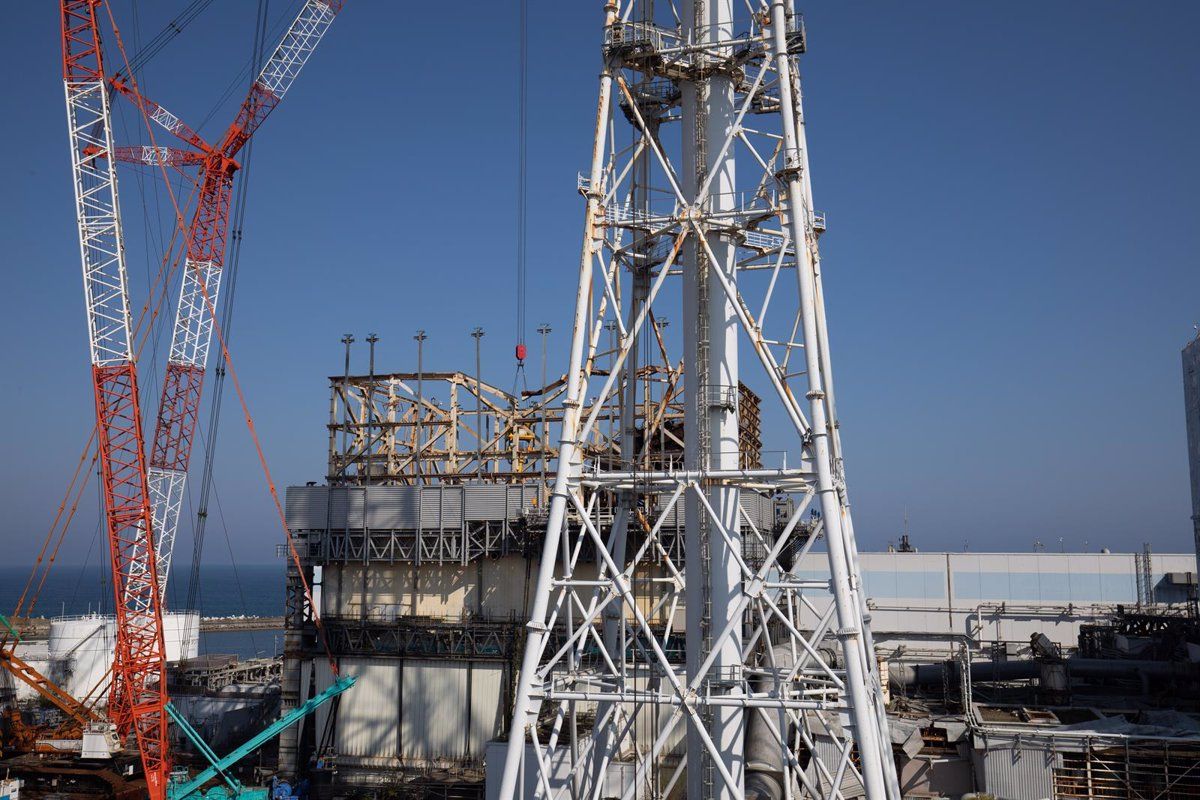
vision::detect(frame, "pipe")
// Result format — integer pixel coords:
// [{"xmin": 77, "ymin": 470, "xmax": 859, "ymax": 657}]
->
[
  {"xmin": 889, "ymin": 658, "xmax": 1199, "ymax": 689},
  {"xmin": 745, "ymin": 645, "xmax": 796, "ymax": 800},
  {"xmin": 889, "ymin": 660, "xmax": 1037, "ymax": 689}
]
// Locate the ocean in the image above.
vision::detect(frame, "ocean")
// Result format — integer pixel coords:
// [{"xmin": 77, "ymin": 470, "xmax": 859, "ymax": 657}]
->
[{"xmin": 0, "ymin": 564, "xmax": 284, "ymax": 660}]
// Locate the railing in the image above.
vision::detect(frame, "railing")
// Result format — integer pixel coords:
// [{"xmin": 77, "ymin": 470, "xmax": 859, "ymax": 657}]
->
[
  {"xmin": 604, "ymin": 21, "xmax": 681, "ymax": 54},
  {"xmin": 577, "ymin": 183, "xmax": 815, "ymax": 255}
]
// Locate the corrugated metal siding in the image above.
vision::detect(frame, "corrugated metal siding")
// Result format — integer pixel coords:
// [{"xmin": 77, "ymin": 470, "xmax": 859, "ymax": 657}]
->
[
  {"xmin": 365, "ymin": 487, "xmax": 419, "ymax": 528},
  {"xmin": 506, "ymin": 483, "xmax": 541, "ymax": 518},
  {"xmin": 740, "ymin": 491, "xmax": 775, "ymax": 531},
  {"xmin": 303, "ymin": 657, "xmax": 509, "ymax": 767},
  {"xmin": 420, "ymin": 486, "xmax": 464, "ymax": 528},
  {"xmin": 336, "ymin": 658, "xmax": 399, "ymax": 758},
  {"xmin": 630, "ymin": 674, "xmax": 687, "ymax": 757},
  {"xmin": 286, "ymin": 486, "xmax": 328, "ymax": 530},
  {"xmin": 806, "ymin": 734, "xmax": 864, "ymax": 798},
  {"xmin": 467, "ymin": 664, "xmax": 505, "ymax": 758},
  {"xmin": 305, "ymin": 658, "xmax": 335, "ymax": 745},
  {"xmin": 401, "ymin": 660, "xmax": 469, "ymax": 761},
  {"xmin": 640, "ymin": 490, "xmax": 775, "ymax": 530},
  {"xmin": 658, "ymin": 494, "xmax": 683, "ymax": 528},
  {"xmin": 976, "ymin": 741, "xmax": 1057, "ymax": 799},
  {"xmin": 465, "ymin": 484, "xmax": 507, "ymax": 521},
  {"xmin": 329, "ymin": 488, "xmax": 367, "ymax": 529}
]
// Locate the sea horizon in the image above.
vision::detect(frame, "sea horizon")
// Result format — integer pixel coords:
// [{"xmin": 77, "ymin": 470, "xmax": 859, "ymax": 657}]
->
[{"xmin": 0, "ymin": 564, "xmax": 285, "ymax": 659}]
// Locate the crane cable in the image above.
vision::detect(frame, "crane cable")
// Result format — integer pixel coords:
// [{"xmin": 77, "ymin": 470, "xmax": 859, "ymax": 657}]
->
[
  {"xmin": 511, "ymin": 0, "xmax": 530, "ymax": 405},
  {"xmin": 115, "ymin": 0, "xmax": 219, "ymax": 81},
  {"xmin": 182, "ymin": 0, "xmax": 270, "ymax": 634},
  {"xmin": 515, "ymin": 0, "xmax": 528, "ymax": 370}
]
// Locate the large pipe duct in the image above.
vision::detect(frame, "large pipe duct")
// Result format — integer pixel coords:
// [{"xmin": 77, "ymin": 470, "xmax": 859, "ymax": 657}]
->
[
  {"xmin": 745, "ymin": 645, "xmax": 798, "ymax": 800},
  {"xmin": 889, "ymin": 658, "xmax": 1199, "ymax": 690}
]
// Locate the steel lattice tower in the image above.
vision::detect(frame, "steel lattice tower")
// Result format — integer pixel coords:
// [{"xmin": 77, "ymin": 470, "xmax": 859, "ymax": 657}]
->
[{"xmin": 499, "ymin": 2, "xmax": 899, "ymax": 799}]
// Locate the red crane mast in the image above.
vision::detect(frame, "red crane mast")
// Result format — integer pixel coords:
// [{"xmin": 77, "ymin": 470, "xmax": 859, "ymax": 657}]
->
[{"xmin": 59, "ymin": 1, "xmax": 169, "ymax": 796}]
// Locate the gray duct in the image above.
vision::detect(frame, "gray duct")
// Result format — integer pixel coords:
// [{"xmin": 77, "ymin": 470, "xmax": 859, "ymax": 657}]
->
[
  {"xmin": 889, "ymin": 658, "xmax": 1198, "ymax": 690},
  {"xmin": 745, "ymin": 645, "xmax": 797, "ymax": 800}
]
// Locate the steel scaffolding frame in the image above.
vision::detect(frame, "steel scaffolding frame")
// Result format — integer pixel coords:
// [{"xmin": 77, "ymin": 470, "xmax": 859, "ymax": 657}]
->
[
  {"xmin": 498, "ymin": 2, "xmax": 898, "ymax": 798},
  {"xmin": 326, "ymin": 365, "xmax": 704, "ymax": 486}
]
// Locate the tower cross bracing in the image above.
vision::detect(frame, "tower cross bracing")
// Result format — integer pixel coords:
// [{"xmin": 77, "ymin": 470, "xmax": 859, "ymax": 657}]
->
[{"xmin": 498, "ymin": 2, "xmax": 899, "ymax": 799}]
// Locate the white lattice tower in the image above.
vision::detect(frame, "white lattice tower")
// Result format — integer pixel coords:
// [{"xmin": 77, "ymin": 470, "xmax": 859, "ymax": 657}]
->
[{"xmin": 498, "ymin": 2, "xmax": 899, "ymax": 799}]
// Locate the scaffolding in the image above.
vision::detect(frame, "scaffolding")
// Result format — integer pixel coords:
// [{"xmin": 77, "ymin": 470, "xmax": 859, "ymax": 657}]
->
[{"xmin": 1055, "ymin": 742, "xmax": 1200, "ymax": 798}]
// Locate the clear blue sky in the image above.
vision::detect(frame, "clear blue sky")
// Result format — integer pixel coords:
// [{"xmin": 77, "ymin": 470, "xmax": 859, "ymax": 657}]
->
[{"xmin": 2, "ymin": 2, "xmax": 1197, "ymax": 572}]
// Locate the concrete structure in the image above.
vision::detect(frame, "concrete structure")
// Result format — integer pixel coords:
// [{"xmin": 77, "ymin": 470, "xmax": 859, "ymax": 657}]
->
[
  {"xmin": 278, "ymin": 481, "xmax": 780, "ymax": 787},
  {"xmin": 282, "ymin": 457, "xmax": 1197, "ymax": 794},
  {"xmin": 1185, "ymin": 335, "xmax": 1200, "ymax": 571},
  {"xmin": 278, "ymin": 361, "xmax": 1199, "ymax": 797},
  {"xmin": 278, "ymin": 355, "xmax": 773, "ymax": 793}
]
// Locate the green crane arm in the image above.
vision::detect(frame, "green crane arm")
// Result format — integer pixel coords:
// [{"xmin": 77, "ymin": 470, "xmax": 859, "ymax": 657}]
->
[{"xmin": 167, "ymin": 674, "xmax": 355, "ymax": 799}]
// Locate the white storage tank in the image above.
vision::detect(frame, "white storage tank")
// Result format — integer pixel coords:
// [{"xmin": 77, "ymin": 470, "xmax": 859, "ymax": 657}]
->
[
  {"xmin": 48, "ymin": 611, "xmax": 200, "ymax": 702},
  {"xmin": 162, "ymin": 611, "xmax": 201, "ymax": 662},
  {"xmin": 49, "ymin": 615, "xmax": 113, "ymax": 702},
  {"xmin": 6, "ymin": 640, "xmax": 51, "ymax": 702}
]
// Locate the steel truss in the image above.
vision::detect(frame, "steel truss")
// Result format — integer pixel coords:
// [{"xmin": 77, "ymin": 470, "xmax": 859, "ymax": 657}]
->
[
  {"xmin": 301, "ymin": 523, "xmax": 535, "ymax": 566},
  {"xmin": 322, "ymin": 618, "xmax": 520, "ymax": 662},
  {"xmin": 327, "ymin": 366, "xmax": 712, "ymax": 486},
  {"xmin": 60, "ymin": 2, "xmax": 169, "ymax": 795},
  {"xmin": 499, "ymin": 2, "xmax": 898, "ymax": 799}
]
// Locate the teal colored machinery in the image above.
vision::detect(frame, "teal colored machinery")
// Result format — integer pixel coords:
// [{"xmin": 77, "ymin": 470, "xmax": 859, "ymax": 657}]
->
[{"xmin": 166, "ymin": 674, "xmax": 355, "ymax": 800}]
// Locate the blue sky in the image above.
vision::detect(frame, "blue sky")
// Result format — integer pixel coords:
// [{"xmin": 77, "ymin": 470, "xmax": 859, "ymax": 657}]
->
[{"xmin": 1, "ymin": 2, "xmax": 1197, "ymax": 573}]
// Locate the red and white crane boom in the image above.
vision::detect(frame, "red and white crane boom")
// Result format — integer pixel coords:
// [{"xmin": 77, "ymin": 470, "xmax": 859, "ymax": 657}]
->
[
  {"xmin": 59, "ymin": 1, "xmax": 169, "ymax": 797},
  {"xmin": 121, "ymin": 0, "xmax": 345, "ymax": 603}
]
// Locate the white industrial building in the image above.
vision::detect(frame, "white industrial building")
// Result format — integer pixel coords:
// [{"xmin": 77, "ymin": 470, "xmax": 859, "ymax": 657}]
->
[{"xmin": 817, "ymin": 550, "xmax": 1197, "ymax": 658}]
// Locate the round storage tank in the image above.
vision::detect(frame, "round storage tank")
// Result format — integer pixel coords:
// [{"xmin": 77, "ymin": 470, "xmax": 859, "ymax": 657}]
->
[
  {"xmin": 49, "ymin": 611, "xmax": 200, "ymax": 702},
  {"xmin": 48, "ymin": 614, "xmax": 114, "ymax": 702},
  {"xmin": 163, "ymin": 611, "xmax": 200, "ymax": 662}
]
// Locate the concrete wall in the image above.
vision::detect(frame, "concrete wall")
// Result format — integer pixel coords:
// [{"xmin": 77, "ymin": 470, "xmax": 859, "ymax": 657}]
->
[{"xmin": 301, "ymin": 548, "xmax": 1196, "ymax": 781}]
